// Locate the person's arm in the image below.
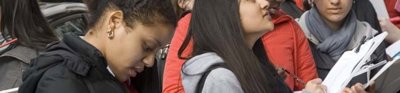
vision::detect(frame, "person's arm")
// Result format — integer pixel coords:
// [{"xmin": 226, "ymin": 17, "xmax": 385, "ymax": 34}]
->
[
  {"xmin": 293, "ymin": 22, "xmax": 318, "ymax": 90},
  {"xmin": 379, "ymin": 18, "xmax": 400, "ymax": 44},
  {"xmin": 35, "ymin": 66, "xmax": 89, "ymax": 93},
  {"xmin": 201, "ymin": 68, "xmax": 244, "ymax": 93},
  {"xmin": 162, "ymin": 13, "xmax": 192, "ymax": 93}
]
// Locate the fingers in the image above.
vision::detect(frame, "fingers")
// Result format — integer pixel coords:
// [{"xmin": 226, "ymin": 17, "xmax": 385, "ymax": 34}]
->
[
  {"xmin": 351, "ymin": 83, "xmax": 365, "ymax": 93},
  {"xmin": 341, "ymin": 83, "xmax": 367, "ymax": 93},
  {"xmin": 304, "ymin": 78, "xmax": 326, "ymax": 93},
  {"xmin": 342, "ymin": 88, "xmax": 352, "ymax": 93},
  {"xmin": 309, "ymin": 78, "xmax": 322, "ymax": 84}
]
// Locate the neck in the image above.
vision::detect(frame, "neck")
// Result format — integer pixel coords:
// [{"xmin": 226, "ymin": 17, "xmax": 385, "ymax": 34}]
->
[
  {"xmin": 83, "ymin": 29, "xmax": 106, "ymax": 55},
  {"xmin": 244, "ymin": 32, "xmax": 265, "ymax": 48},
  {"xmin": 323, "ymin": 18, "xmax": 344, "ymax": 31}
]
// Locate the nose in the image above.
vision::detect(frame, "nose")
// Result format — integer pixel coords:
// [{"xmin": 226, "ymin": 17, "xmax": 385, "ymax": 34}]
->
[
  {"xmin": 257, "ymin": 0, "xmax": 270, "ymax": 10},
  {"xmin": 142, "ymin": 53, "xmax": 156, "ymax": 67},
  {"xmin": 329, "ymin": 0, "xmax": 339, "ymax": 5}
]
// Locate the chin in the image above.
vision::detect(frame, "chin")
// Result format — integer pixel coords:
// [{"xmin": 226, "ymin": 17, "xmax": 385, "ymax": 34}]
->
[
  {"xmin": 265, "ymin": 24, "xmax": 274, "ymax": 31},
  {"xmin": 115, "ymin": 75, "xmax": 129, "ymax": 82},
  {"xmin": 327, "ymin": 16, "xmax": 346, "ymax": 23}
]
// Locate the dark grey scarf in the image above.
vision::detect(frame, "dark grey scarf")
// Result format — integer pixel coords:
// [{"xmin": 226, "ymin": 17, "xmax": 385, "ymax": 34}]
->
[{"xmin": 305, "ymin": 7, "xmax": 357, "ymax": 61}]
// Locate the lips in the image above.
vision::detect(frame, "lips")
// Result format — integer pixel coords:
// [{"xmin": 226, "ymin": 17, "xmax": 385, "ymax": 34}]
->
[
  {"xmin": 135, "ymin": 67, "xmax": 144, "ymax": 73},
  {"xmin": 128, "ymin": 66, "xmax": 144, "ymax": 78},
  {"xmin": 129, "ymin": 69, "xmax": 137, "ymax": 77},
  {"xmin": 327, "ymin": 7, "xmax": 342, "ymax": 14},
  {"xmin": 263, "ymin": 11, "xmax": 272, "ymax": 20}
]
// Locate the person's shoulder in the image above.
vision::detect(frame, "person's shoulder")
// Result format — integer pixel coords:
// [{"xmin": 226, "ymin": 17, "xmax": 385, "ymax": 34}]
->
[
  {"xmin": 41, "ymin": 62, "xmax": 74, "ymax": 78},
  {"xmin": 202, "ymin": 68, "xmax": 244, "ymax": 93},
  {"xmin": 182, "ymin": 52, "xmax": 224, "ymax": 74},
  {"xmin": 206, "ymin": 68, "xmax": 237, "ymax": 82},
  {"xmin": 355, "ymin": 21, "xmax": 378, "ymax": 39}
]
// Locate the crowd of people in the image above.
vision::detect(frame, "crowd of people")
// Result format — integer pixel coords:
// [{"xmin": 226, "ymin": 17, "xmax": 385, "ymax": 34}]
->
[{"xmin": 0, "ymin": 0, "xmax": 399, "ymax": 93}]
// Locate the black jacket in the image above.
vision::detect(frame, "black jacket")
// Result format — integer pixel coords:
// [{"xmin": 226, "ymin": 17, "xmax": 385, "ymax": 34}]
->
[{"xmin": 19, "ymin": 35, "xmax": 127, "ymax": 93}]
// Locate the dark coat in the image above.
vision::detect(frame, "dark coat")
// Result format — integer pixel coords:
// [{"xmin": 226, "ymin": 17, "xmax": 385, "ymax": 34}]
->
[{"xmin": 18, "ymin": 35, "xmax": 127, "ymax": 93}]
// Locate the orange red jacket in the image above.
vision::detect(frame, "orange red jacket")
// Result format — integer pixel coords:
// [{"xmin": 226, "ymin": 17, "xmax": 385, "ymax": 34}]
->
[
  {"xmin": 162, "ymin": 10, "xmax": 318, "ymax": 92},
  {"xmin": 385, "ymin": 0, "xmax": 400, "ymax": 27},
  {"xmin": 262, "ymin": 10, "xmax": 317, "ymax": 90}
]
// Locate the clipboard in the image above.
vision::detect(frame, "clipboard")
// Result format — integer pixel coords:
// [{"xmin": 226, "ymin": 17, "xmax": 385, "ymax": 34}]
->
[{"xmin": 322, "ymin": 32, "xmax": 388, "ymax": 93}]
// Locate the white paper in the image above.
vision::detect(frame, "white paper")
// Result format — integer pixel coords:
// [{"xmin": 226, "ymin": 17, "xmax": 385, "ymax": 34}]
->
[
  {"xmin": 386, "ymin": 40, "xmax": 400, "ymax": 58},
  {"xmin": 322, "ymin": 32, "xmax": 388, "ymax": 93},
  {"xmin": 364, "ymin": 40, "xmax": 400, "ymax": 88}
]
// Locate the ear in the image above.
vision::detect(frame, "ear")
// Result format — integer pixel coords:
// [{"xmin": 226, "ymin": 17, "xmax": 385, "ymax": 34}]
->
[{"xmin": 108, "ymin": 10, "xmax": 124, "ymax": 32}]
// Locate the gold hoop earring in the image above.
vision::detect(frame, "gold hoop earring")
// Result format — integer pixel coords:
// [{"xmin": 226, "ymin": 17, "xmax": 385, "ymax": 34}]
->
[{"xmin": 107, "ymin": 29, "xmax": 114, "ymax": 39}]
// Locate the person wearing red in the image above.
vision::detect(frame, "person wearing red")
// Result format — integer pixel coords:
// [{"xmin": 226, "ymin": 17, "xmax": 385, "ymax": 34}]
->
[
  {"xmin": 162, "ymin": 0, "xmax": 318, "ymax": 92},
  {"xmin": 294, "ymin": 0, "xmax": 305, "ymax": 11},
  {"xmin": 385, "ymin": 0, "xmax": 400, "ymax": 27},
  {"xmin": 261, "ymin": 9, "xmax": 318, "ymax": 90},
  {"xmin": 162, "ymin": 13, "xmax": 192, "ymax": 93}
]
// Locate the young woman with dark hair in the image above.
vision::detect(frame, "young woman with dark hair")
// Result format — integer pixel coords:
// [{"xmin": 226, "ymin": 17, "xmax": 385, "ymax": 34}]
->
[
  {"xmin": 297, "ymin": 0, "xmax": 387, "ymax": 91},
  {"xmin": 163, "ymin": 0, "xmax": 319, "ymax": 91},
  {"xmin": 18, "ymin": 0, "xmax": 177, "ymax": 93},
  {"xmin": 178, "ymin": 0, "xmax": 325, "ymax": 92},
  {"xmin": 0, "ymin": 0, "xmax": 58, "ymax": 90},
  {"xmin": 298, "ymin": 0, "xmax": 387, "ymax": 79}
]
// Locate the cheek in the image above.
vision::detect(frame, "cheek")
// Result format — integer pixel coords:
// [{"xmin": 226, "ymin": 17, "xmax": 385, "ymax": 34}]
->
[
  {"xmin": 240, "ymin": 6, "xmax": 262, "ymax": 31},
  {"xmin": 240, "ymin": 9, "xmax": 273, "ymax": 33},
  {"xmin": 120, "ymin": 37, "xmax": 145, "ymax": 64},
  {"xmin": 109, "ymin": 36, "xmax": 144, "ymax": 67}
]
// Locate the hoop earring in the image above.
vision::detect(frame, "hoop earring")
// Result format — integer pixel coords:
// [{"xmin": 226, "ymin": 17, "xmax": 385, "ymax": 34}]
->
[{"xmin": 107, "ymin": 29, "xmax": 114, "ymax": 39}]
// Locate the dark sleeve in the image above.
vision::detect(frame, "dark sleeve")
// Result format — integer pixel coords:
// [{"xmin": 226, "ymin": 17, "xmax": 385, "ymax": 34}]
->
[
  {"xmin": 353, "ymin": 0, "xmax": 382, "ymax": 33},
  {"xmin": 35, "ymin": 65, "xmax": 89, "ymax": 93}
]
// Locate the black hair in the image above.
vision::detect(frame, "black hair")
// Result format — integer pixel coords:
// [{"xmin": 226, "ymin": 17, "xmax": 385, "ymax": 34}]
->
[
  {"xmin": 178, "ymin": 0, "xmax": 283, "ymax": 92},
  {"xmin": 1, "ymin": 0, "xmax": 58, "ymax": 51},
  {"xmin": 303, "ymin": 0, "xmax": 312, "ymax": 11},
  {"xmin": 85, "ymin": 0, "xmax": 177, "ymax": 29},
  {"xmin": 83, "ymin": 0, "xmax": 177, "ymax": 92},
  {"xmin": 171, "ymin": 0, "xmax": 191, "ymax": 18}
]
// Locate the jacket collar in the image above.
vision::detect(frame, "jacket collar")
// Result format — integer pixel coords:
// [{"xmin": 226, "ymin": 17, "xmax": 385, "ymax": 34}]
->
[
  {"xmin": 61, "ymin": 35, "xmax": 110, "ymax": 76},
  {"xmin": 272, "ymin": 10, "xmax": 292, "ymax": 25}
]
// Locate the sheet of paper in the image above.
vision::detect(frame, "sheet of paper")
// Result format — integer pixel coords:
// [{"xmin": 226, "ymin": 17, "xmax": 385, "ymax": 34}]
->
[
  {"xmin": 322, "ymin": 51, "xmax": 362, "ymax": 93},
  {"xmin": 322, "ymin": 32, "xmax": 388, "ymax": 93},
  {"xmin": 352, "ymin": 32, "xmax": 388, "ymax": 74},
  {"xmin": 364, "ymin": 40, "xmax": 400, "ymax": 88},
  {"xmin": 386, "ymin": 40, "xmax": 400, "ymax": 58},
  {"xmin": 364, "ymin": 57, "xmax": 399, "ymax": 89}
]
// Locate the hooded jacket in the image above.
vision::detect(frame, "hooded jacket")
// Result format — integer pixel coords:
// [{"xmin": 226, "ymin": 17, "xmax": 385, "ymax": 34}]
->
[
  {"xmin": 181, "ymin": 52, "xmax": 243, "ymax": 93},
  {"xmin": 18, "ymin": 35, "xmax": 127, "ymax": 93}
]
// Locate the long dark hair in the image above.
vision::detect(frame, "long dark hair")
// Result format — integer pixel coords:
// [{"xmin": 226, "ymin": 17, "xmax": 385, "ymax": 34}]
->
[
  {"xmin": 1, "ymin": 0, "xmax": 58, "ymax": 51},
  {"xmin": 178, "ymin": 0, "xmax": 281, "ymax": 92}
]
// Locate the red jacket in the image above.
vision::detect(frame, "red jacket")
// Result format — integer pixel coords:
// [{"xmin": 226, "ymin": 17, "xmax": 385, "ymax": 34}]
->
[
  {"xmin": 162, "ymin": 11, "xmax": 318, "ymax": 93},
  {"xmin": 294, "ymin": 0, "xmax": 305, "ymax": 11},
  {"xmin": 162, "ymin": 13, "xmax": 192, "ymax": 93},
  {"xmin": 385, "ymin": 0, "xmax": 400, "ymax": 27},
  {"xmin": 262, "ymin": 10, "xmax": 317, "ymax": 90}
]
